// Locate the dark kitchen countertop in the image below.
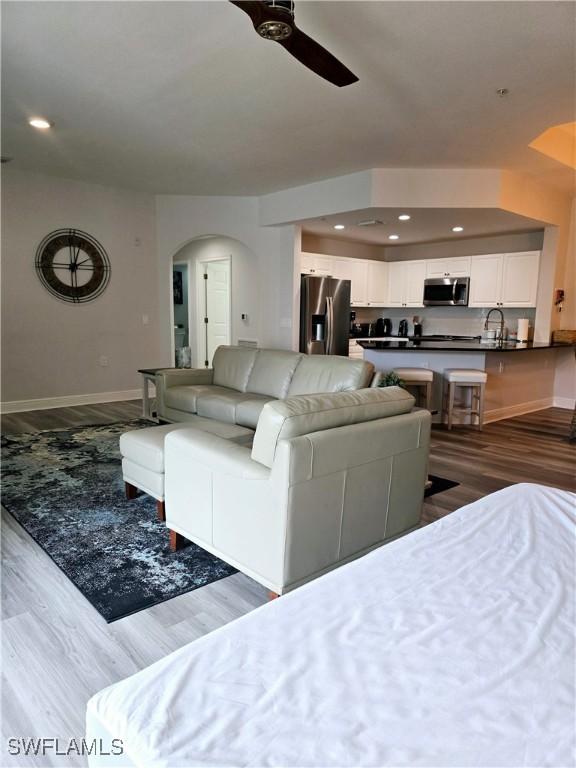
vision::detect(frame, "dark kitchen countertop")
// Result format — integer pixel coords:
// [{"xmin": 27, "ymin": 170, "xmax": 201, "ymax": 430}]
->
[{"xmin": 356, "ymin": 339, "xmax": 576, "ymax": 352}]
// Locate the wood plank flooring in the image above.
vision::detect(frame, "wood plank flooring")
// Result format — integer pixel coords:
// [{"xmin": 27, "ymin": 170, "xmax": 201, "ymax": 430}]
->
[{"xmin": 1, "ymin": 402, "xmax": 574, "ymax": 767}]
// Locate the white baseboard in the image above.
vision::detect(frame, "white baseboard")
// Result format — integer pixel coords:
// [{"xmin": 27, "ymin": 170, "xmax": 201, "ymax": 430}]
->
[
  {"xmin": 0, "ymin": 389, "xmax": 141, "ymax": 414},
  {"xmin": 553, "ymin": 396, "xmax": 576, "ymax": 410},
  {"xmin": 483, "ymin": 397, "xmax": 555, "ymax": 424}
]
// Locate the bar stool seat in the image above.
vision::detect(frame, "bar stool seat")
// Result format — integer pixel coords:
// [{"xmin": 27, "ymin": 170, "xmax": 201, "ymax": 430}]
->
[
  {"xmin": 394, "ymin": 367, "xmax": 434, "ymax": 410},
  {"xmin": 394, "ymin": 367, "xmax": 434, "ymax": 383},
  {"xmin": 445, "ymin": 369, "xmax": 488, "ymax": 384},
  {"xmin": 443, "ymin": 369, "xmax": 487, "ymax": 430}
]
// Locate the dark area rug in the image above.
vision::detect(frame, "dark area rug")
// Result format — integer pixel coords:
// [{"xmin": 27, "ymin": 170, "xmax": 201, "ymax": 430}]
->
[
  {"xmin": 425, "ymin": 475, "xmax": 460, "ymax": 497},
  {"xmin": 1, "ymin": 420, "xmax": 236, "ymax": 622}
]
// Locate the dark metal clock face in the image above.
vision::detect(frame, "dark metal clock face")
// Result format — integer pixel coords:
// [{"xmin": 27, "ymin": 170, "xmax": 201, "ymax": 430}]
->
[{"xmin": 35, "ymin": 228, "xmax": 111, "ymax": 303}]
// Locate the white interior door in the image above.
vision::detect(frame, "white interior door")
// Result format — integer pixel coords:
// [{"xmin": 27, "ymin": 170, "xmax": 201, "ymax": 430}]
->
[{"xmin": 198, "ymin": 258, "xmax": 231, "ymax": 367}]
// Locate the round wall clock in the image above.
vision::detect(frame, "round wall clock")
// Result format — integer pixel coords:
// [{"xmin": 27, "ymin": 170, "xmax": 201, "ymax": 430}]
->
[{"xmin": 35, "ymin": 228, "xmax": 111, "ymax": 303}]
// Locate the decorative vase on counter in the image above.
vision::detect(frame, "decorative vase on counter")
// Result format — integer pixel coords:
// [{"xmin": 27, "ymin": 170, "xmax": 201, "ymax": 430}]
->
[{"xmin": 175, "ymin": 346, "xmax": 192, "ymax": 368}]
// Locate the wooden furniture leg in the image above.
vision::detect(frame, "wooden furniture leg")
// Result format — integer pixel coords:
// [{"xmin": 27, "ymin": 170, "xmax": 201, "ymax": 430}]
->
[
  {"xmin": 447, "ymin": 382, "xmax": 455, "ymax": 430},
  {"xmin": 425, "ymin": 381, "xmax": 433, "ymax": 411},
  {"xmin": 156, "ymin": 500, "xmax": 166, "ymax": 522},
  {"xmin": 477, "ymin": 383, "xmax": 485, "ymax": 430},
  {"xmin": 169, "ymin": 529, "xmax": 188, "ymax": 552},
  {"xmin": 125, "ymin": 481, "xmax": 138, "ymax": 500},
  {"xmin": 268, "ymin": 591, "xmax": 280, "ymax": 600}
]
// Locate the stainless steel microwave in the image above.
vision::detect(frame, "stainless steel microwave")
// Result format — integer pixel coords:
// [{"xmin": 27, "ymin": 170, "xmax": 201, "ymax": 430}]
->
[{"xmin": 423, "ymin": 277, "xmax": 470, "ymax": 306}]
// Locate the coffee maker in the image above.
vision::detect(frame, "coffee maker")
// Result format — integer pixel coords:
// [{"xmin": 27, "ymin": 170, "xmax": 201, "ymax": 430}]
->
[
  {"xmin": 375, "ymin": 317, "xmax": 392, "ymax": 337},
  {"xmin": 398, "ymin": 319, "xmax": 409, "ymax": 337}
]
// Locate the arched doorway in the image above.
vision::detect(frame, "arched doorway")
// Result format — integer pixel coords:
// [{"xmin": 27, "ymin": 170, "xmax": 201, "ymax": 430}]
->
[{"xmin": 170, "ymin": 235, "xmax": 259, "ymax": 368}]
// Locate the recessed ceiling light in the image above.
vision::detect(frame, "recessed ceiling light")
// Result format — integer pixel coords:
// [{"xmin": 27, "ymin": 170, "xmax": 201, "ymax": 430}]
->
[
  {"xmin": 388, "ymin": 234, "xmax": 400, "ymax": 240},
  {"xmin": 452, "ymin": 226, "xmax": 464, "ymax": 233},
  {"xmin": 29, "ymin": 117, "xmax": 53, "ymax": 129},
  {"xmin": 333, "ymin": 224, "xmax": 345, "ymax": 230},
  {"xmin": 398, "ymin": 214, "xmax": 411, "ymax": 221}
]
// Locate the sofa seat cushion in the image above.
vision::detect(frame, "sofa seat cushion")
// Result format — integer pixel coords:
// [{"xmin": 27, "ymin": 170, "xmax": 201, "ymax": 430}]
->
[
  {"xmin": 287, "ymin": 355, "xmax": 374, "ymax": 396},
  {"xmin": 252, "ymin": 386, "xmax": 415, "ymax": 467},
  {"xmin": 212, "ymin": 346, "xmax": 257, "ymax": 392},
  {"xmin": 196, "ymin": 391, "xmax": 255, "ymax": 424},
  {"xmin": 235, "ymin": 395, "xmax": 275, "ymax": 429},
  {"xmin": 245, "ymin": 349, "xmax": 302, "ymax": 398},
  {"xmin": 164, "ymin": 385, "xmax": 234, "ymax": 414}
]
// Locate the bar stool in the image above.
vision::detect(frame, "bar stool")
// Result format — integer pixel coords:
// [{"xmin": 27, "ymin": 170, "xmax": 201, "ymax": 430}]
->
[
  {"xmin": 394, "ymin": 368, "xmax": 434, "ymax": 410},
  {"xmin": 443, "ymin": 369, "xmax": 487, "ymax": 430}
]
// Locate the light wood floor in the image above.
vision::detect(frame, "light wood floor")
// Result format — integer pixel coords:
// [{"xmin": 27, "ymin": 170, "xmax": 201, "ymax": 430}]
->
[{"xmin": 1, "ymin": 402, "xmax": 574, "ymax": 767}]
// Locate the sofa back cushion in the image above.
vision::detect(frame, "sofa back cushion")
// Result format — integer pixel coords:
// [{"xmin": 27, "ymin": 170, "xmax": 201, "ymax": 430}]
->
[
  {"xmin": 287, "ymin": 355, "xmax": 374, "ymax": 396},
  {"xmin": 212, "ymin": 346, "xmax": 258, "ymax": 393},
  {"xmin": 246, "ymin": 349, "xmax": 302, "ymax": 398},
  {"xmin": 251, "ymin": 386, "xmax": 415, "ymax": 467}
]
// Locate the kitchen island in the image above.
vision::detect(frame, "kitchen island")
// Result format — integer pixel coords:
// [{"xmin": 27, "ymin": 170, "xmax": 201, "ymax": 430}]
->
[{"xmin": 356, "ymin": 338, "xmax": 576, "ymax": 423}]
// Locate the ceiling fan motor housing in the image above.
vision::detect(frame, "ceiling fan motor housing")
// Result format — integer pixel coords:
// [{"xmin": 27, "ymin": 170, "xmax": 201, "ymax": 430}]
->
[{"xmin": 258, "ymin": 0, "xmax": 294, "ymax": 40}]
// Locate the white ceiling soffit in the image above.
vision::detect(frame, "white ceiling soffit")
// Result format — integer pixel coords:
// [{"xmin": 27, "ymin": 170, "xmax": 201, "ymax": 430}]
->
[
  {"xmin": 300, "ymin": 207, "xmax": 546, "ymax": 246},
  {"xmin": 2, "ymin": 1, "xmax": 575, "ymax": 195}
]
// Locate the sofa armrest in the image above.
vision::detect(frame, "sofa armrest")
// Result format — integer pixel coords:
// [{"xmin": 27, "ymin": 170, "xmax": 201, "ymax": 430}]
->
[
  {"xmin": 165, "ymin": 429, "xmax": 269, "ymax": 480},
  {"xmin": 157, "ymin": 368, "xmax": 214, "ymax": 389}
]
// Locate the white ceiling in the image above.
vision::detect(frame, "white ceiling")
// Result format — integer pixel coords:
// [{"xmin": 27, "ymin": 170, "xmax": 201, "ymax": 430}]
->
[
  {"xmin": 300, "ymin": 207, "xmax": 545, "ymax": 246},
  {"xmin": 2, "ymin": 1, "xmax": 575, "ymax": 195}
]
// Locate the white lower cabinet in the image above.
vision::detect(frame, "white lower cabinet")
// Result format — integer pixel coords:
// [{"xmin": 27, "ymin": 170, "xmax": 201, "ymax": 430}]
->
[{"xmin": 469, "ymin": 251, "xmax": 540, "ymax": 308}]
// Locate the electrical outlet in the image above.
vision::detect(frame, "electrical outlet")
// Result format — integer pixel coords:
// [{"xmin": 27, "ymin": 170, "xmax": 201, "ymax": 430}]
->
[
  {"xmin": 142, "ymin": 314, "xmax": 149, "ymax": 325},
  {"xmin": 99, "ymin": 356, "xmax": 109, "ymax": 367}
]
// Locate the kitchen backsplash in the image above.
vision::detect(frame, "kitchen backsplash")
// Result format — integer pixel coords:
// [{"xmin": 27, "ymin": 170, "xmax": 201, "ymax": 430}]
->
[{"xmin": 352, "ymin": 306, "xmax": 536, "ymax": 336}]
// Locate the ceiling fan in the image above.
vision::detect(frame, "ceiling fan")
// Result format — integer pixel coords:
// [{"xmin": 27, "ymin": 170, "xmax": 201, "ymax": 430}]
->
[{"xmin": 229, "ymin": 0, "xmax": 358, "ymax": 87}]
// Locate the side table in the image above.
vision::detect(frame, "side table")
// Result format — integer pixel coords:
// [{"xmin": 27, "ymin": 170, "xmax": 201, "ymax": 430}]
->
[{"xmin": 138, "ymin": 368, "xmax": 174, "ymax": 422}]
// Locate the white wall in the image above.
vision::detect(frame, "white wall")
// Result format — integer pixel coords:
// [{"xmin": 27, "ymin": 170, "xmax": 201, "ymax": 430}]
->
[
  {"xmin": 1, "ymin": 168, "xmax": 161, "ymax": 406},
  {"xmin": 156, "ymin": 195, "xmax": 297, "ymax": 364},
  {"xmin": 382, "ymin": 231, "xmax": 544, "ymax": 261},
  {"xmin": 301, "ymin": 233, "xmax": 386, "ymax": 261}
]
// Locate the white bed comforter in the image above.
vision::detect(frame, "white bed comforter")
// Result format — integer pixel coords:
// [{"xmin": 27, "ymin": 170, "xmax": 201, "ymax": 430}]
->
[{"xmin": 87, "ymin": 484, "xmax": 576, "ymax": 767}]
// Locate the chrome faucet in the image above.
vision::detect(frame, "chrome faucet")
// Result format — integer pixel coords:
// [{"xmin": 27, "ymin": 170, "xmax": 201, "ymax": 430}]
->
[{"xmin": 484, "ymin": 307, "xmax": 505, "ymax": 341}]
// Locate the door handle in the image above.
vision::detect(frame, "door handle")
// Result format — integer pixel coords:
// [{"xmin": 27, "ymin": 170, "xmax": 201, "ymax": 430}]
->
[{"xmin": 326, "ymin": 296, "xmax": 334, "ymax": 354}]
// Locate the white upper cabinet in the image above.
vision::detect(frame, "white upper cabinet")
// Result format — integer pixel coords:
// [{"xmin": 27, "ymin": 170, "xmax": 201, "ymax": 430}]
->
[
  {"xmin": 468, "ymin": 251, "xmax": 540, "ymax": 308},
  {"xmin": 386, "ymin": 261, "xmax": 406, "ymax": 306},
  {"xmin": 331, "ymin": 258, "xmax": 368, "ymax": 305},
  {"xmin": 468, "ymin": 254, "xmax": 503, "ymax": 307},
  {"xmin": 300, "ymin": 252, "xmax": 333, "ymax": 276},
  {"xmin": 387, "ymin": 260, "xmax": 426, "ymax": 307},
  {"xmin": 426, "ymin": 257, "xmax": 471, "ymax": 278},
  {"xmin": 404, "ymin": 261, "xmax": 427, "ymax": 306},
  {"xmin": 365, "ymin": 261, "xmax": 389, "ymax": 306},
  {"xmin": 500, "ymin": 252, "xmax": 540, "ymax": 307}
]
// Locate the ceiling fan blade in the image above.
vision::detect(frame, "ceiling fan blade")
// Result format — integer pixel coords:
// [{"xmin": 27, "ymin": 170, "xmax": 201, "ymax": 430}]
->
[
  {"xmin": 229, "ymin": 1, "xmax": 266, "ymax": 27},
  {"xmin": 279, "ymin": 26, "xmax": 358, "ymax": 87}
]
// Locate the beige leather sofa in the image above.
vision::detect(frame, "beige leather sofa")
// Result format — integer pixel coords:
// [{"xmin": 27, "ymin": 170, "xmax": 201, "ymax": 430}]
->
[
  {"xmin": 156, "ymin": 346, "xmax": 374, "ymax": 426},
  {"xmin": 165, "ymin": 387, "xmax": 431, "ymax": 595}
]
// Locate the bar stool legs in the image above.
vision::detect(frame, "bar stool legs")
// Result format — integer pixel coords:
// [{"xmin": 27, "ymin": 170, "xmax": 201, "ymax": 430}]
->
[{"xmin": 443, "ymin": 370, "xmax": 488, "ymax": 430}]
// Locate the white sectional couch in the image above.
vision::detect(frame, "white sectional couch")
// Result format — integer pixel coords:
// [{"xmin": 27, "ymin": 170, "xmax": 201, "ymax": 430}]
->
[
  {"xmin": 165, "ymin": 386, "xmax": 431, "ymax": 595},
  {"xmin": 156, "ymin": 346, "xmax": 375, "ymax": 426}
]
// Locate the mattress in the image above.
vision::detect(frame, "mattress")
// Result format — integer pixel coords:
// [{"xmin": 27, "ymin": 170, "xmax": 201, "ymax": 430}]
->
[{"xmin": 87, "ymin": 483, "xmax": 576, "ymax": 767}]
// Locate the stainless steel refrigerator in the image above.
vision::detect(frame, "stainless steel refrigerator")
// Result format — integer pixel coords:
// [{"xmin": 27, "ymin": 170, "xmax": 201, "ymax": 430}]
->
[{"xmin": 299, "ymin": 275, "xmax": 351, "ymax": 356}]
